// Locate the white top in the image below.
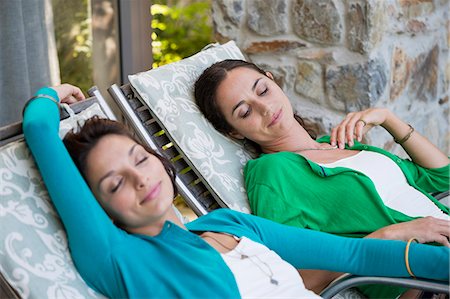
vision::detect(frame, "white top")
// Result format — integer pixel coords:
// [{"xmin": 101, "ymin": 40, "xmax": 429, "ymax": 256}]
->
[
  {"xmin": 320, "ymin": 151, "xmax": 448, "ymax": 220},
  {"xmin": 221, "ymin": 236, "xmax": 321, "ymax": 298}
]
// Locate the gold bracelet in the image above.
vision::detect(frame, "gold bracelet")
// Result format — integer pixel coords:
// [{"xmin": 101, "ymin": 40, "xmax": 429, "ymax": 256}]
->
[
  {"xmin": 22, "ymin": 94, "xmax": 60, "ymax": 116},
  {"xmin": 404, "ymin": 238, "xmax": 418, "ymax": 278},
  {"xmin": 394, "ymin": 124, "xmax": 414, "ymax": 144}
]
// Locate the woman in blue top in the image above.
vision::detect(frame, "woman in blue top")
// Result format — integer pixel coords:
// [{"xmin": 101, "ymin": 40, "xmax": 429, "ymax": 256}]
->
[{"xmin": 23, "ymin": 84, "xmax": 449, "ymax": 299}]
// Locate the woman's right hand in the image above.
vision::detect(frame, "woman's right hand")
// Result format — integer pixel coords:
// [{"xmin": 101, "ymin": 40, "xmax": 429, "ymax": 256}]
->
[
  {"xmin": 51, "ymin": 84, "xmax": 85, "ymax": 104},
  {"xmin": 366, "ymin": 217, "xmax": 450, "ymax": 247}
]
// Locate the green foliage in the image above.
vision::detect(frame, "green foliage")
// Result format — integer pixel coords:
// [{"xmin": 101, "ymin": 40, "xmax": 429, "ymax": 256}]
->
[
  {"xmin": 52, "ymin": 0, "xmax": 93, "ymax": 92},
  {"xmin": 151, "ymin": 1, "xmax": 213, "ymax": 68}
]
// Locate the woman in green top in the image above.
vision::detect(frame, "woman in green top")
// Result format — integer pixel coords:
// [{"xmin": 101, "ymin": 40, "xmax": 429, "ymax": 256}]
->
[{"xmin": 194, "ymin": 59, "xmax": 450, "ymax": 298}]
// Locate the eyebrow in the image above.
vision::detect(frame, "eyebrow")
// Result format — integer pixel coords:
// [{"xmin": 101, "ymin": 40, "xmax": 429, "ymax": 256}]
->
[
  {"xmin": 97, "ymin": 143, "xmax": 139, "ymax": 190},
  {"xmin": 231, "ymin": 77, "xmax": 263, "ymax": 115}
]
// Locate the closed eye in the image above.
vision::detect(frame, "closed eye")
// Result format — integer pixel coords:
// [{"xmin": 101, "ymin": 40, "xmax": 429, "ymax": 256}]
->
[
  {"xmin": 259, "ymin": 88, "xmax": 268, "ymax": 96},
  {"xmin": 111, "ymin": 178, "xmax": 123, "ymax": 193},
  {"xmin": 137, "ymin": 156, "xmax": 148, "ymax": 165},
  {"xmin": 240, "ymin": 107, "xmax": 252, "ymax": 119}
]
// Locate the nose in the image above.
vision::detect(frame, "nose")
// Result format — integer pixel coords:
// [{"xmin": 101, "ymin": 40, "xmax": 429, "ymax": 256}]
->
[
  {"xmin": 133, "ymin": 170, "xmax": 147, "ymax": 190},
  {"xmin": 257, "ymin": 101, "xmax": 272, "ymax": 116}
]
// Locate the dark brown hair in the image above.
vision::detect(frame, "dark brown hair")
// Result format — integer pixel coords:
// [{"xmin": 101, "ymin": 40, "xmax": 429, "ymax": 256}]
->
[
  {"xmin": 194, "ymin": 59, "xmax": 316, "ymax": 154},
  {"xmin": 63, "ymin": 116, "xmax": 177, "ymax": 194}
]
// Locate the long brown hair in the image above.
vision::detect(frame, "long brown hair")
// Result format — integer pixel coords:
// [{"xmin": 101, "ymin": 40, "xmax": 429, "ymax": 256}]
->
[
  {"xmin": 63, "ymin": 116, "xmax": 177, "ymax": 194},
  {"xmin": 194, "ymin": 59, "xmax": 317, "ymax": 154}
]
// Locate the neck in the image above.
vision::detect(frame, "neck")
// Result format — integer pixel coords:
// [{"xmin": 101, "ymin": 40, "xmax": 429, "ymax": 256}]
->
[
  {"xmin": 260, "ymin": 122, "xmax": 319, "ymax": 153},
  {"xmin": 126, "ymin": 207, "xmax": 187, "ymax": 237}
]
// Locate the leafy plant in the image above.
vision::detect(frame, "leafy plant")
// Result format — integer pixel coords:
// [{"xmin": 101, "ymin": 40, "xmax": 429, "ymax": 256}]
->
[{"xmin": 151, "ymin": 0, "xmax": 213, "ymax": 68}]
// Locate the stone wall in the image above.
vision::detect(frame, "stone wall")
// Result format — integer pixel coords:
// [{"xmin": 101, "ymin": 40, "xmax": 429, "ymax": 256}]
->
[{"xmin": 211, "ymin": 0, "xmax": 449, "ymax": 156}]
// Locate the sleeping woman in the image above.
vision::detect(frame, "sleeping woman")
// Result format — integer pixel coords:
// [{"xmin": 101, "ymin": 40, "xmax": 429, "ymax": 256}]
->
[{"xmin": 194, "ymin": 59, "xmax": 450, "ymax": 298}]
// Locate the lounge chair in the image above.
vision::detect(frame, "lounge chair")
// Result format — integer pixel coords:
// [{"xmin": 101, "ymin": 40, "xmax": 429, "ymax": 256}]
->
[
  {"xmin": 107, "ymin": 41, "xmax": 449, "ymax": 298},
  {"xmin": 0, "ymin": 89, "xmax": 113, "ymax": 299}
]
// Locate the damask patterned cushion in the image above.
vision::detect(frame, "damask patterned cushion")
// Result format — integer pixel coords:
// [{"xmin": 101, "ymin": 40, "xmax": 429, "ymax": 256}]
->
[
  {"xmin": 129, "ymin": 41, "xmax": 253, "ymax": 213},
  {"xmin": 0, "ymin": 103, "xmax": 106, "ymax": 299}
]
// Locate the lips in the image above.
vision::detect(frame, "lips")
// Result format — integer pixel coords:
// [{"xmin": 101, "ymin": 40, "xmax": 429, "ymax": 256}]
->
[
  {"xmin": 268, "ymin": 109, "xmax": 282, "ymax": 127},
  {"xmin": 140, "ymin": 182, "xmax": 161, "ymax": 204}
]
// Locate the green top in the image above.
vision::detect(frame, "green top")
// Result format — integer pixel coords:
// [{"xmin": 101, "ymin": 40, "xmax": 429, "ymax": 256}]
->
[
  {"xmin": 244, "ymin": 136, "xmax": 449, "ymax": 298},
  {"xmin": 245, "ymin": 136, "xmax": 449, "ymax": 238}
]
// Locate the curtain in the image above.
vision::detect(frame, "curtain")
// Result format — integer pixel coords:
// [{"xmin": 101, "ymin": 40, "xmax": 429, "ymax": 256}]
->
[{"xmin": 0, "ymin": 0, "xmax": 60, "ymax": 127}]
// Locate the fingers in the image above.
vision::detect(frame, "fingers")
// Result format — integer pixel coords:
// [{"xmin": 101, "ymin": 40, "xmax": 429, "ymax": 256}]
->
[
  {"xmin": 330, "ymin": 112, "xmax": 365, "ymax": 148},
  {"xmin": 412, "ymin": 217, "xmax": 450, "ymax": 247},
  {"xmin": 52, "ymin": 84, "xmax": 86, "ymax": 104}
]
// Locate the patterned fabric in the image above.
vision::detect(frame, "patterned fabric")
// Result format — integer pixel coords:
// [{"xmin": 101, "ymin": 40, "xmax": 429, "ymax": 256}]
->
[
  {"xmin": 0, "ymin": 103, "xmax": 106, "ymax": 299},
  {"xmin": 129, "ymin": 41, "xmax": 253, "ymax": 213}
]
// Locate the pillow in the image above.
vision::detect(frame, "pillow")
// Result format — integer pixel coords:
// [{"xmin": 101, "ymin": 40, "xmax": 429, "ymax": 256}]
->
[
  {"xmin": 0, "ymin": 103, "xmax": 106, "ymax": 299},
  {"xmin": 129, "ymin": 41, "xmax": 252, "ymax": 213}
]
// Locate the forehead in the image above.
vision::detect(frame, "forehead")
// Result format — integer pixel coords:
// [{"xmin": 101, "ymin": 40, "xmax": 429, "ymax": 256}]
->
[
  {"xmin": 86, "ymin": 135, "xmax": 137, "ymax": 178},
  {"xmin": 216, "ymin": 68, "xmax": 263, "ymax": 102}
]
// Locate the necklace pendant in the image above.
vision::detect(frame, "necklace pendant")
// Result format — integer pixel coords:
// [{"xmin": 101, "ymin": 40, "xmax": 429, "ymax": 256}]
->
[{"xmin": 270, "ymin": 278, "xmax": 279, "ymax": 286}]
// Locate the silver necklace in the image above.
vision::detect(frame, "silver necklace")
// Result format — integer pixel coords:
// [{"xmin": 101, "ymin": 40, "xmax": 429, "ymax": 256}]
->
[
  {"xmin": 202, "ymin": 234, "xmax": 280, "ymax": 286},
  {"xmin": 297, "ymin": 144, "xmax": 338, "ymax": 152}
]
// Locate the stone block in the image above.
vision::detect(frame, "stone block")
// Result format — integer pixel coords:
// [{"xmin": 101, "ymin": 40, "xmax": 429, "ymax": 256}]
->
[
  {"xmin": 390, "ymin": 45, "xmax": 439, "ymax": 102},
  {"xmin": 211, "ymin": 0, "xmax": 244, "ymax": 41},
  {"xmin": 347, "ymin": 0, "xmax": 368, "ymax": 54},
  {"xmin": 410, "ymin": 45, "xmax": 438, "ymax": 102},
  {"xmin": 406, "ymin": 20, "xmax": 427, "ymax": 34},
  {"xmin": 244, "ymin": 40, "xmax": 306, "ymax": 54},
  {"xmin": 398, "ymin": 0, "xmax": 434, "ymax": 18},
  {"xmin": 390, "ymin": 47, "xmax": 410, "ymax": 100},
  {"xmin": 247, "ymin": 0, "xmax": 288, "ymax": 36},
  {"xmin": 346, "ymin": 1, "xmax": 387, "ymax": 53},
  {"xmin": 292, "ymin": 0, "xmax": 342, "ymax": 45},
  {"xmin": 295, "ymin": 60, "xmax": 325, "ymax": 103},
  {"xmin": 326, "ymin": 58, "xmax": 387, "ymax": 112}
]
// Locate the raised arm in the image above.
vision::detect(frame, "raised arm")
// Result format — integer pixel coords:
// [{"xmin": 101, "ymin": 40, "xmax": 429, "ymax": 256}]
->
[
  {"xmin": 23, "ymin": 85, "xmax": 121, "ymax": 270},
  {"xmin": 330, "ymin": 108, "xmax": 449, "ymax": 169}
]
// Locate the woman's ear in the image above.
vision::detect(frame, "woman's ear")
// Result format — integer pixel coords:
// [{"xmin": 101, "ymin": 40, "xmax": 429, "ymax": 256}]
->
[
  {"xmin": 229, "ymin": 131, "xmax": 245, "ymax": 140},
  {"xmin": 266, "ymin": 71, "xmax": 274, "ymax": 80}
]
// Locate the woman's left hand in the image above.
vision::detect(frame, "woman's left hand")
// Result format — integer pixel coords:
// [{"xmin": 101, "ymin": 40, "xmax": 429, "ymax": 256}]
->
[
  {"xmin": 330, "ymin": 108, "xmax": 391, "ymax": 148},
  {"xmin": 51, "ymin": 84, "xmax": 85, "ymax": 104}
]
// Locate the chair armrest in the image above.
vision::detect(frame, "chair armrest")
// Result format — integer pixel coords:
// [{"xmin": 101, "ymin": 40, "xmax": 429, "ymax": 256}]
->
[
  {"xmin": 320, "ymin": 274, "xmax": 449, "ymax": 299},
  {"xmin": 432, "ymin": 190, "xmax": 449, "ymax": 202},
  {"xmin": 0, "ymin": 272, "xmax": 20, "ymax": 299}
]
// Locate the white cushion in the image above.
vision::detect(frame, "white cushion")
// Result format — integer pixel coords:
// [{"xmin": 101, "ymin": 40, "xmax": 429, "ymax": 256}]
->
[
  {"xmin": 0, "ymin": 103, "xmax": 106, "ymax": 299},
  {"xmin": 129, "ymin": 41, "xmax": 252, "ymax": 213}
]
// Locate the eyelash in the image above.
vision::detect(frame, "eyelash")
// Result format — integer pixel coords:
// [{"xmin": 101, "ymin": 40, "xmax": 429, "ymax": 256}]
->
[
  {"xmin": 240, "ymin": 87, "xmax": 268, "ymax": 119},
  {"xmin": 259, "ymin": 88, "xmax": 268, "ymax": 96},
  {"xmin": 137, "ymin": 156, "xmax": 148, "ymax": 165},
  {"xmin": 110, "ymin": 156, "xmax": 148, "ymax": 193}
]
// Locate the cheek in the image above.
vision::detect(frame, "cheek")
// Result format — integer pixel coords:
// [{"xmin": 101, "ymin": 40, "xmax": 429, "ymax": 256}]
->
[{"xmin": 99, "ymin": 191, "xmax": 133, "ymax": 219}]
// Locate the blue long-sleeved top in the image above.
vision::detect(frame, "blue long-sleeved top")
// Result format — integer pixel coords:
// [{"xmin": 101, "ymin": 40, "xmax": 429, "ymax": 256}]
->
[{"xmin": 23, "ymin": 87, "xmax": 450, "ymax": 298}]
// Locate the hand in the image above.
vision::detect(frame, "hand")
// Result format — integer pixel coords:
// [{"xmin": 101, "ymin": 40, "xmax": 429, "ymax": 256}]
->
[
  {"xmin": 367, "ymin": 217, "xmax": 450, "ymax": 247},
  {"xmin": 330, "ymin": 108, "xmax": 392, "ymax": 148},
  {"xmin": 51, "ymin": 84, "xmax": 85, "ymax": 104}
]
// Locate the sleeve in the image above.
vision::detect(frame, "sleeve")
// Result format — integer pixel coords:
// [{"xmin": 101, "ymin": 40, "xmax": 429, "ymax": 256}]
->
[
  {"xmin": 240, "ymin": 213, "xmax": 449, "ymax": 281},
  {"xmin": 22, "ymin": 88, "xmax": 121, "ymax": 273},
  {"xmin": 400, "ymin": 158, "xmax": 449, "ymax": 193}
]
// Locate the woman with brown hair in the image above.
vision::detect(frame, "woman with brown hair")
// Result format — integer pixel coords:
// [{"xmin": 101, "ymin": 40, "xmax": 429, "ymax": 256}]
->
[{"xmin": 194, "ymin": 59, "xmax": 449, "ymax": 298}]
